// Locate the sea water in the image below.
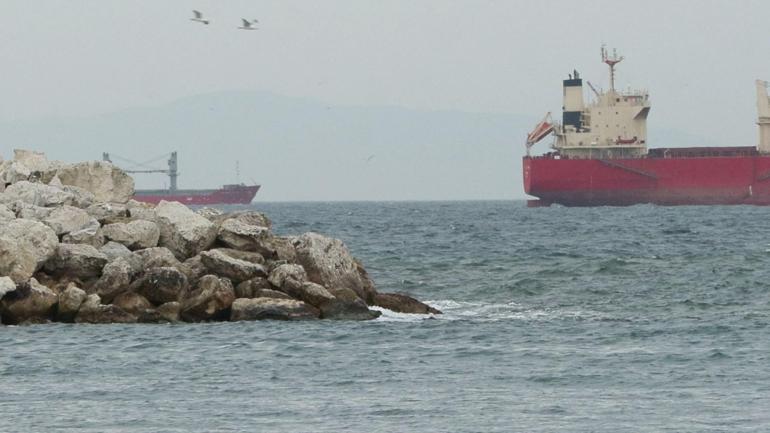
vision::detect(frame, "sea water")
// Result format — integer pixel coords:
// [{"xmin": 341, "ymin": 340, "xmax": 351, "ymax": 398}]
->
[{"xmin": 2, "ymin": 201, "xmax": 769, "ymax": 432}]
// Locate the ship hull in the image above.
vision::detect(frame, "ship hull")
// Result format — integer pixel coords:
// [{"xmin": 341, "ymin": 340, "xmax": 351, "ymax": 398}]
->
[
  {"xmin": 133, "ymin": 185, "xmax": 260, "ymax": 205},
  {"xmin": 524, "ymin": 150, "xmax": 770, "ymax": 206}
]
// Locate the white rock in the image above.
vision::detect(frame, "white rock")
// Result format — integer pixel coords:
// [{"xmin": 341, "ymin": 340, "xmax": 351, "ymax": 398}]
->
[
  {"xmin": 155, "ymin": 200, "xmax": 217, "ymax": 260},
  {"xmin": 0, "ymin": 181, "xmax": 74, "ymax": 207},
  {"xmin": 0, "ymin": 276, "xmax": 16, "ymax": 298},
  {"xmin": 42, "ymin": 205, "xmax": 94, "ymax": 236},
  {"xmin": 13, "ymin": 149, "xmax": 49, "ymax": 172},
  {"xmin": 0, "ymin": 204, "xmax": 15, "ymax": 221},
  {"xmin": 54, "ymin": 161, "xmax": 135, "ymax": 203},
  {"xmin": 0, "ymin": 219, "xmax": 59, "ymax": 283},
  {"xmin": 102, "ymin": 220, "xmax": 160, "ymax": 250}
]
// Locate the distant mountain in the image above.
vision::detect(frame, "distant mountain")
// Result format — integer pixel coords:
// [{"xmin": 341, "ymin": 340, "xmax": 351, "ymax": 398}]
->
[{"xmin": 0, "ymin": 91, "xmax": 724, "ymax": 201}]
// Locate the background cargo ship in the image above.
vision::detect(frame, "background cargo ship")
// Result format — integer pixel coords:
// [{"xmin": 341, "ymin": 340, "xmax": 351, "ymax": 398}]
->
[
  {"xmin": 523, "ymin": 47, "xmax": 770, "ymax": 206},
  {"xmin": 103, "ymin": 151, "xmax": 259, "ymax": 205}
]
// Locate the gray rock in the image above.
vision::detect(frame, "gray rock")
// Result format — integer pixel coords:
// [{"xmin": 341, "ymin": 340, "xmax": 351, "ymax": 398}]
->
[
  {"xmin": 283, "ymin": 281, "xmax": 335, "ymax": 307},
  {"xmin": 62, "ymin": 219, "xmax": 105, "ymax": 248},
  {"xmin": 230, "ymin": 297, "xmax": 319, "ymax": 321},
  {"xmin": 12, "ymin": 202, "xmax": 53, "ymax": 220},
  {"xmin": 155, "ymin": 201, "xmax": 217, "ymax": 260},
  {"xmin": 86, "ymin": 202, "xmax": 129, "ymax": 224},
  {"xmin": 320, "ymin": 288, "xmax": 382, "ymax": 320},
  {"xmin": 292, "ymin": 232, "xmax": 378, "ymax": 304},
  {"xmin": 99, "ymin": 241, "xmax": 133, "ymax": 261},
  {"xmin": 196, "ymin": 207, "xmax": 223, "ymax": 220},
  {"xmin": 42, "ymin": 205, "xmax": 94, "ymax": 235},
  {"xmin": 55, "ymin": 161, "xmax": 135, "ymax": 203},
  {"xmin": 213, "ymin": 210, "xmax": 272, "ymax": 229},
  {"xmin": 0, "ymin": 219, "xmax": 59, "ymax": 283},
  {"xmin": 75, "ymin": 301, "xmax": 137, "ymax": 324},
  {"xmin": 0, "ymin": 204, "xmax": 15, "ymax": 221},
  {"xmin": 234, "ymin": 277, "xmax": 275, "ymax": 298},
  {"xmin": 0, "ymin": 278, "xmax": 58, "ymax": 324},
  {"xmin": 133, "ymin": 266, "xmax": 189, "ymax": 305},
  {"xmin": 44, "ymin": 243, "xmax": 108, "ymax": 280},
  {"xmin": 216, "ymin": 218, "xmax": 270, "ymax": 252},
  {"xmin": 13, "ymin": 149, "xmax": 49, "ymax": 173},
  {"xmin": 1, "ymin": 161, "xmax": 31, "ymax": 184},
  {"xmin": 57, "ymin": 284, "xmax": 87, "ymax": 322},
  {"xmin": 102, "ymin": 220, "xmax": 160, "ymax": 250},
  {"xmin": 182, "ymin": 255, "xmax": 208, "ymax": 283},
  {"xmin": 180, "ymin": 275, "xmax": 235, "ymax": 322},
  {"xmin": 61, "ymin": 185, "xmax": 96, "ymax": 208},
  {"xmin": 156, "ymin": 301, "xmax": 181, "ymax": 322},
  {"xmin": 372, "ymin": 292, "xmax": 442, "ymax": 314},
  {"xmin": 112, "ymin": 292, "xmax": 153, "ymax": 315},
  {"xmin": 200, "ymin": 249, "xmax": 268, "ymax": 283},
  {"xmin": 267, "ymin": 263, "xmax": 307, "ymax": 289},
  {"xmin": 92, "ymin": 255, "xmax": 142, "ymax": 303}
]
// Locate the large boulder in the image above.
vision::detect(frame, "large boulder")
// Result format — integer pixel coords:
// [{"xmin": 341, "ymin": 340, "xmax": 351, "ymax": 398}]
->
[
  {"xmin": 54, "ymin": 161, "xmax": 134, "ymax": 203},
  {"xmin": 372, "ymin": 293, "xmax": 442, "ymax": 314},
  {"xmin": 0, "ymin": 181, "xmax": 74, "ymax": 207},
  {"xmin": 155, "ymin": 201, "xmax": 217, "ymax": 260},
  {"xmin": 92, "ymin": 255, "xmax": 143, "ymax": 303},
  {"xmin": 86, "ymin": 202, "xmax": 129, "ymax": 224},
  {"xmin": 0, "ymin": 219, "xmax": 59, "ymax": 283},
  {"xmin": 102, "ymin": 220, "xmax": 160, "ymax": 250},
  {"xmin": 112, "ymin": 292, "xmax": 153, "ymax": 315},
  {"xmin": 180, "ymin": 275, "xmax": 235, "ymax": 322},
  {"xmin": 234, "ymin": 277, "xmax": 278, "ymax": 298},
  {"xmin": 62, "ymin": 219, "xmax": 105, "ymax": 248},
  {"xmin": 213, "ymin": 210, "xmax": 272, "ymax": 229},
  {"xmin": 1, "ymin": 161, "xmax": 31, "ymax": 184},
  {"xmin": 0, "ymin": 278, "xmax": 58, "ymax": 324},
  {"xmin": 42, "ymin": 205, "xmax": 94, "ymax": 236},
  {"xmin": 292, "ymin": 232, "xmax": 378, "ymax": 303},
  {"xmin": 12, "ymin": 202, "xmax": 53, "ymax": 220},
  {"xmin": 216, "ymin": 219, "xmax": 270, "ymax": 252},
  {"xmin": 75, "ymin": 294, "xmax": 137, "ymax": 324},
  {"xmin": 13, "ymin": 149, "xmax": 50, "ymax": 173},
  {"xmin": 199, "ymin": 249, "xmax": 267, "ymax": 283},
  {"xmin": 99, "ymin": 241, "xmax": 133, "ymax": 261},
  {"xmin": 267, "ymin": 263, "xmax": 307, "ymax": 289},
  {"xmin": 156, "ymin": 301, "xmax": 181, "ymax": 322},
  {"xmin": 57, "ymin": 284, "xmax": 87, "ymax": 322},
  {"xmin": 132, "ymin": 266, "xmax": 189, "ymax": 305},
  {"xmin": 319, "ymin": 286, "xmax": 381, "ymax": 320},
  {"xmin": 282, "ymin": 281, "xmax": 335, "ymax": 308},
  {"xmin": 230, "ymin": 297, "xmax": 319, "ymax": 321},
  {"xmin": 0, "ymin": 204, "xmax": 15, "ymax": 221},
  {"xmin": 44, "ymin": 243, "xmax": 108, "ymax": 280}
]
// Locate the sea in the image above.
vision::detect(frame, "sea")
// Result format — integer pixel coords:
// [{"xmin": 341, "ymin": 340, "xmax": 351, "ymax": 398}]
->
[{"xmin": 2, "ymin": 201, "xmax": 769, "ymax": 432}]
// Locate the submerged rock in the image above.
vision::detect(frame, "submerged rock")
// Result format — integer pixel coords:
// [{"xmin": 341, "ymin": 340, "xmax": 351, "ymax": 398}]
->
[
  {"xmin": 230, "ymin": 297, "xmax": 319, "ymax": 321},
  {"xmin": 372, "ymin": 293, "xmax": 441, "ymax": 314}
]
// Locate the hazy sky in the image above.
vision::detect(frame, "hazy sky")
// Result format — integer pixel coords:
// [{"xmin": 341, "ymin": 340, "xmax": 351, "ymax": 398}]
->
[{"xmin": 0, "ymin": 1, "xmax": 769, "ymax": 199}]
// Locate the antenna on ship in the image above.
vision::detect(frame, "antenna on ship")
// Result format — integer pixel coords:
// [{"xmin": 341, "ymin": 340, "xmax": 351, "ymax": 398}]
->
[{"xmin": 601, "ymin": 45, "xmax": 624, "ymax": 93}]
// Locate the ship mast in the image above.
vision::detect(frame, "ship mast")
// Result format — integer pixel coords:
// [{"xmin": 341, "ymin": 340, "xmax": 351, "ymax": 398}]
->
[{"xmin": 601, "ymin": 45, "xmax": 624, "ymax": 94}]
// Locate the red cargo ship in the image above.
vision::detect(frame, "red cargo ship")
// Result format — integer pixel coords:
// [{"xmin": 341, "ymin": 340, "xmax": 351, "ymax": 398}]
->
[
  {"xmin": 103, "ymin": 151, "xmax": 260, "ymax": 205},
  {"xmin": 523, "ymin": 47, "xmax": 770, "ymax": 206}
]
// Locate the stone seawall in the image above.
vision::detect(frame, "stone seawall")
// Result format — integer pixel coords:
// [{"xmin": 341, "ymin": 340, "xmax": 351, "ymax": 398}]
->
[{"xmin": 0, "ymin": 150, "xmax": 439, "ymax": 325}]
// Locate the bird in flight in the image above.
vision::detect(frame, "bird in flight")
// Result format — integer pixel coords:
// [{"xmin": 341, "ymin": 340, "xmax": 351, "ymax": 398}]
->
[
  {"xmin": 238, "ymin": 18, "xmax": 259, "ymax": 30},
  {"xmin": 190, "ymin": 10, "xmax": 209, "ymax": 25}
]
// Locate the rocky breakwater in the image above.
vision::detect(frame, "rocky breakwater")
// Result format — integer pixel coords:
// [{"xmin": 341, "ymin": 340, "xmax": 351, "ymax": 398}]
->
[{"xmin": 0, "ymin": 149, "xmax": 439, "ymax": 325}]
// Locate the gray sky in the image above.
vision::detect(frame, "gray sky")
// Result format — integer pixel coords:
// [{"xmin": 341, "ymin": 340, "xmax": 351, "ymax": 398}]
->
[{"xmin": 0, "ymin": 1, "xmax": 769, "ymax": 199}]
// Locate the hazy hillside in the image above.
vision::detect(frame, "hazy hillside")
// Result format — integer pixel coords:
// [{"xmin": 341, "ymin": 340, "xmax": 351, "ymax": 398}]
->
[{"xmin": 0, "ymin": 91, "xmax": 724, "ymax": 201}]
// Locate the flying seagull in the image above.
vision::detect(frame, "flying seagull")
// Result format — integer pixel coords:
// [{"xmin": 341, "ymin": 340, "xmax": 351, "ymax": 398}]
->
[
  {"xmin": 190, "ymin": 10, "xmax": 209, "ymax": 25},
  {"xmin": 238, "ymin": 18, "xmax": 258, "ymax": 30}
]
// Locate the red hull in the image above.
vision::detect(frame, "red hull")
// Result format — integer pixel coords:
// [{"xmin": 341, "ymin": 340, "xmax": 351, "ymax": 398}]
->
[
  {"xmin": 133, "ymin": 185, "xmax": 260, "ymax": 205},
  {"xmin": 523, "ymin": 149, "xmax": 770, "ymax": 206}
]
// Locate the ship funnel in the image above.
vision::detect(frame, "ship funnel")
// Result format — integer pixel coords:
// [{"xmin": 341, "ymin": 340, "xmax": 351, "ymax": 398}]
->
[
  {"xmin": 756, "ymin": 80, "xmax": 770, "ymax": 153},
  {"xmin": 563, "ymin": 70, "xmax": 584, "ymax": 131}
]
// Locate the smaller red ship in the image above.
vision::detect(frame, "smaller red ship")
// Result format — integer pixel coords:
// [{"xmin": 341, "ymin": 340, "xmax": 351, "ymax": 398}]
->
[{"xmin": 103, "ymin": 152, "xmax": 260, "ymax": 205}]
